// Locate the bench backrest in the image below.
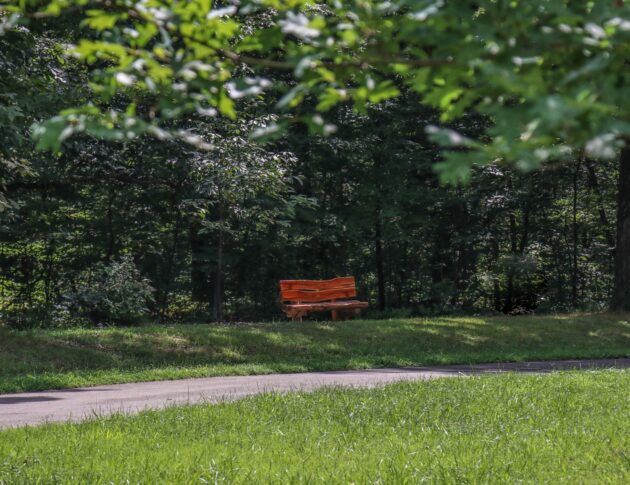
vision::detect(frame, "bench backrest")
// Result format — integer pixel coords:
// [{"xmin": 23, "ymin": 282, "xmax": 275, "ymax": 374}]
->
[{"xmin": 279, "ymin": 276, "xmax": 357, "ymax": 303}]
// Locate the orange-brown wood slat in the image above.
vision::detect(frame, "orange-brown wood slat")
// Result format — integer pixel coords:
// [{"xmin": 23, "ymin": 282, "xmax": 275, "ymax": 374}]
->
[
  {"xmin": 283, "ymin": 301, "xmax": 368, "ymax": 310},
  {"xmin": 280, "ymin": 288, "xmax": 357, "ymax": 302},
  {"xmin": 279, "ymin": 277, "xmax": 355, "ymax": 291}
]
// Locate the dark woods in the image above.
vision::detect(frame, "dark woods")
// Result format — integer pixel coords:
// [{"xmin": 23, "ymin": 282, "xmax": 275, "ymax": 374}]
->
[
  {"xmin": 0, "ymin": 29, "xmax": 618, "ymax": 328},
  {"xmin": 1, "ymin": 101, "xmax": 617, "ymax": 327}
]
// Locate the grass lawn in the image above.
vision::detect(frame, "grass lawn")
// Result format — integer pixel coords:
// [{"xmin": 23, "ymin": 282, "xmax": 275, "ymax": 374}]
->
[
  {"xmin": 0, "ymin": 313, "xmax": 629, "ymax": 393},
  {"xmin": 0, "ymin": 370, "xmax": 628, "ymax": 483}
]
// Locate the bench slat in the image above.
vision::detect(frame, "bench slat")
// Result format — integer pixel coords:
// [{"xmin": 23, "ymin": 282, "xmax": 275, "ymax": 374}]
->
[
  {"xmin": 279, "ymin": 276, "xmax": 355, "ymax": 291},
  {"xmin": 284, "ymin": 301, "xmax": 369, "ymax": 310},
  {"xmin": 280, "ymin": 287, "xmax": 357, "ymax": 302}
]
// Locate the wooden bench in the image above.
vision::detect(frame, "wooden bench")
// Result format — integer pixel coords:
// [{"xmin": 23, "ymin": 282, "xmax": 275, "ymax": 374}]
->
[{"xmin": 279, "ymin": 276, "xmax": 368, "ymax": 321}]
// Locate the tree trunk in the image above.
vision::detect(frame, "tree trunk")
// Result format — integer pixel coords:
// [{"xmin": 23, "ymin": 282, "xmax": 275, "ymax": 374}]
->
[
  {"xmin": 518, "ymin": 200, "xmax": 530, "ymax": 254},
  {"xmin": 158, "ymin": 204, "xmax": 182, "ymax": 319},
  {"xmin": 584, "ymin": 158, "xmax": 615, "ymax": 248},
  {"xmin": 503, "ymin": 212, "xmax": 518, "ymax": 313},
  {"xmin": 190, "ymin": 219, "xmax": 211, "ymax": 303},
  {"xmin": 490, "ymin": 236, "xmax": 501, "ymax": 312},
  {"xmin": 572, "ymin": 161, "xmax": 579, "ymax": 307},
  {"xmin": 612, "ymin": 147, "xmax": 630, "ymax": 310},
  {"xmin": 105, "ymin": 190, "xmax": 116, "ymax": 261},
  {"xmin": 375, "ymin": 215, "xmax": 386, "ymax": 311},
  {"xmin": 373, "ymin": 152, "xmax": 386, "ymax": 312},
  {"xmin": 212, "ymin": 205, "xmax": 224, "ymax": 321}
]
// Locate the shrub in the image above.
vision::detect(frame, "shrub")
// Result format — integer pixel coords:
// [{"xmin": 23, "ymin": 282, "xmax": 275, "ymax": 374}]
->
[{"xmin": 68, "ymin": 255, "xmax": 154, "ymax": 325}]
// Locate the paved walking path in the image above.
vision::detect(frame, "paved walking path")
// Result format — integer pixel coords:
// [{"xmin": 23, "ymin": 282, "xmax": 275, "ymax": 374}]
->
[{"xmin": 1, "ymin": 358, "xmax": 628, "ymax": 429}]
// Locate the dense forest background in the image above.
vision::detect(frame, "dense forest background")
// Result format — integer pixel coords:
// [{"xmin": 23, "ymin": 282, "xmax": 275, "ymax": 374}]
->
[{"xmin": 0, "ymin": 10, "xmax": 620, "ymax": 327}]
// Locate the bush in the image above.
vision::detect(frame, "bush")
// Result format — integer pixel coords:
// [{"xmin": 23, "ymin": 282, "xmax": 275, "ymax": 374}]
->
[{"xmin": 68, "ymin": 255, "xmax": 154, "ymax": 325}]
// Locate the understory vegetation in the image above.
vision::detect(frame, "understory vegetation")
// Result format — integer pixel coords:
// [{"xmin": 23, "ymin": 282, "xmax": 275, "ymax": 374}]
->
[
  {"xmin": 0, "ymin": 99, "xmax": 618, "ymax": 326},
  {"xmin": 0, "ymin": 313, "xmax": 628, "ymax": 393},
  {"xmin": 1, "ymin": 370, "xmax": 628, "ymax": 483}
]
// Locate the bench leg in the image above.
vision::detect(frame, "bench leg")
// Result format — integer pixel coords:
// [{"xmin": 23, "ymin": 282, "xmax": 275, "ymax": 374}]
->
[
  {"xmin": 295, "ymin": 310, "xmax": 307, "ymax": 322},
  {"xmin": 341, "ymin": 308, "xmax": 361, "ymax": 320},
  {"xmin": 331, "ymin": 310, "xmax": 339, "ymax": 321},
  {"xmin": 286, "ymin": 309, "xmax": 305, "ymax": 321}
]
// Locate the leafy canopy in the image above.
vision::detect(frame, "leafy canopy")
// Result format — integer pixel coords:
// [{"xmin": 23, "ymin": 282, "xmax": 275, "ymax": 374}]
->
[{"xmin": 4, "ymin": 0, "xmax": 630, "ymax": 181}]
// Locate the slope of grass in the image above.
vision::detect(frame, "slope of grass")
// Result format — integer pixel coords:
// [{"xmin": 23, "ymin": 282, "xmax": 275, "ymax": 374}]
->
[
  {"xmin": 0, "ymin": 313, "xmax": 629, "ymax": 393},
  {"xmin": 1, "ymin": 370, "xmax": 628, "ymax": 483}
]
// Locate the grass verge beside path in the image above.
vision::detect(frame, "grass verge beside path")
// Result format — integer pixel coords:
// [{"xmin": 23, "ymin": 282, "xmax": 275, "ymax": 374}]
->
[
  {"xmin": 1, "ymin": 370, "xmax": 629, "ymax": 483},
  {"xmin": 1, "ymin": 313, "xmax": 629, "ymax": 393}
]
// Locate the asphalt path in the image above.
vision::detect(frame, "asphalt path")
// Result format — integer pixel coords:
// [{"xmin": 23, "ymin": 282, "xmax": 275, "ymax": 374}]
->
[{"xmin": 1, "ymin": 358, "xmax": 628, "ymax": 429}]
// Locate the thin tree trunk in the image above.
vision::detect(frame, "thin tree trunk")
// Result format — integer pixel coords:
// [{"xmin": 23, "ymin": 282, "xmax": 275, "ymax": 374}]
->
[
  {"xmin": 572, "ymin": 161, "xmax": 579, "ymax": 307},
  {"xmin": 491, "ymin": 236, "xmax": 501, "ymax": 311},
  {"xmin": 375, "ymin": 214, "xmax": 386, "ymax": 311},
  {"xmin": 43, "ymin": 239, "xmax": 55, "ymax": 306},
  {"xmin": 398, "ymin": 241, "xmax": 408, "ymax": 306},
  {"xmin": 503, "ymin": 212, "xmax": 518, "ymax": 312},
  {"xmin": 518, "ymin": 201, "xmax": 531, "ymax": 254},
  {"xmin": 373, "ymin": 152, "xmax": 386, "ymax": 312},
  {"xmin": 212, "ymin": 203, "xmax": 224, "ymax": 321},
  {"xmin": 105, "ymin": 190, "xmax": 116, "ymax": 261},
  {"xmin": 159, "ymin": 205, "xmax": 182, "ymax": 319},
  {"xmin": 584, "ymin": 158, "xmax": 615, "ymax": 248},
  {"xmin": 190, "ymin": 219, "xmax": 210, "ymax": 304},
  {"xmin": 612, "ymin": 147, "xmax": 630, "ymax": 310}
]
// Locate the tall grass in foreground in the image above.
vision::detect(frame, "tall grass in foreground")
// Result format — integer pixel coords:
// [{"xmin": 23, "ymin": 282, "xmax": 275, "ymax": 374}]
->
[{"xmin": 1, "ymin": 370, "xmax": 629, "ymax": 483}]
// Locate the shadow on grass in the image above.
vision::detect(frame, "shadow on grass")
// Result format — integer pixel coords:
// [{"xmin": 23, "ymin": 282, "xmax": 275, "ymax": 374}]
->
[{"xmin": 0, "ymin": 314, "xmax": 629, "ymax": 389}]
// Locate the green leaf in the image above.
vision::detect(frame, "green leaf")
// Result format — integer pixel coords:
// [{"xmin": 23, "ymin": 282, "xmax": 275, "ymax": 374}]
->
[
  {"xmin": 219, "ymin": 91, "xmax": 236, "ymax": 119},
  {"xmin": 368, "ymin": 81, "xmax": 400, "ymax": 103},
  {"xmin": 82, "ymin": 10, "xmax": 122, "ymax": 31},
  {"xmin": 439, "ymin": 88, "xmax": 463, "ymax": 109},
  {"xmin": 316, "ymin": 88, "xmax": 345, "ymax": 112}
]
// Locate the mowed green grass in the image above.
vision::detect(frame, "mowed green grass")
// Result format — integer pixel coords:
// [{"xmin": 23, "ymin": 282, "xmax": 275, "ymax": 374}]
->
[
  {"xmin": 1, "ymin": 313, "xmax": 629, "ymax": 393},
  {"xmin": 0, "ymin": 370, "xmax": 628, "ymax": 483}
]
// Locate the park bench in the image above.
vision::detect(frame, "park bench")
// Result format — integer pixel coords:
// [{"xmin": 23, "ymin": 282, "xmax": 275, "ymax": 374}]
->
[{"xmin": 279, "ymin": 276, "xmax": 368, "ymax": 321}]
